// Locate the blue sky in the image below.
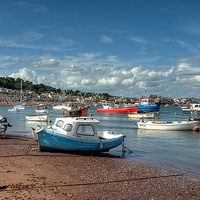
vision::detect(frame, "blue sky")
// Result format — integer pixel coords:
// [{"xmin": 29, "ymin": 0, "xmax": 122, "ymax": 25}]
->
[{"xmin": 1, "ymin": 0, "xmax": 200, "ymax": 98}]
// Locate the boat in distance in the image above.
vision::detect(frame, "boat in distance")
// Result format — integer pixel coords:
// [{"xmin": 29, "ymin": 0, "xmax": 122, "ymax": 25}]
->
[
  {"xmin": 97, "ymin": 103, "xmax": 138, "ymax": 113},
  {"xmin": 127, "ymin": 112, "xmax": 154, "ymax": 119},
  {"xmin": 26, "ymin": 114, "xmax": 48, "ymax": 122},
  {"xmin": 33, "ymin": 117, "xmax": 126, "ymax": 152},
  {"xmin": 136, "ymin": 119, "xmax": 198, "ymax": 131}
]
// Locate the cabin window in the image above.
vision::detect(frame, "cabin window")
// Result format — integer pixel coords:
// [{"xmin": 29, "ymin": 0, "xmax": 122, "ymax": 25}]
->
[
  {"xmin": 194, "ymin": 105, "xmax": 198, "ymax": 108},
  {"xmin": 56, "ymin": 120, "xmax": 64, "ymax": 127},
  {"xmin": 64, "ymin": 124, "xmax": 72, "ymax": 132},
  {"xmin": 77, "ymin": 125, "xmax": 95, "ymax": 136}
]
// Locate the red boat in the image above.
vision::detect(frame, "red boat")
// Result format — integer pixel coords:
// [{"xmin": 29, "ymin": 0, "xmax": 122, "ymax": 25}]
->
[{"xmin": 97, "ymin": 103, "xmax": 138, "ymax": 113}]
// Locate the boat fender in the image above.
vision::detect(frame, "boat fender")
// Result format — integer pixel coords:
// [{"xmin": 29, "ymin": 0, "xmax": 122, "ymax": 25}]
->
[
  {"xmin": 63, "ymin": 110, "xmax": 67, "ymax": 115},
  {"xmin": 194, "ymin": 126, "xmax": 199, "ymax": 132}
]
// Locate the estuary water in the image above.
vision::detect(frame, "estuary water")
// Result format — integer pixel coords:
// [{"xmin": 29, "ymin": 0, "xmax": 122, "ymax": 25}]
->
[{"xmin": 1, "ymin": 104, "xmax": 200, "ymax": 178}]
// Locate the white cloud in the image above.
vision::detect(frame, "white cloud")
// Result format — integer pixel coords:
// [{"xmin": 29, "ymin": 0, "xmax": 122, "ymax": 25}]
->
[
  {"xmin": 128, "ymin": 36, "xmax": 147, "ymax": 44},
  {"xmin": 175, "ymin": 63, "xmax": 200, "ymax": 75},
  {"xmin": 23, "ymin": 59, "xmax": 60, "ymax": 68},
  {"xmin": 11, "ymin": 57, "xmax": 19, "ymax": 62},
  {"xmin": 100, "ymin": 35, "xmax": 113, "ymax": 44}
]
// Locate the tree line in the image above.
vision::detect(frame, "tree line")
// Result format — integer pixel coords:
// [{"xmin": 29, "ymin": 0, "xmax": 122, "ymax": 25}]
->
[{"xmin": 0, "ymin": 77, "xmax": 111, "ymax": 99}]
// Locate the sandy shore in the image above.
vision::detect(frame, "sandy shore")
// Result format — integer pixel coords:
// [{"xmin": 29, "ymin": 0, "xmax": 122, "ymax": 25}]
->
[{"xmin": 0, "ymin": 134, "xmax": 199, "ymax": 199}]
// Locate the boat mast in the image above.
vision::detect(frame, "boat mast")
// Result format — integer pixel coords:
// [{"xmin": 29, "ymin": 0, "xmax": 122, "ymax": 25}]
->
[
  {"xmin": 20, "ymin": 80, "xmax": 22, "ymax": 102},
  {"xmin": 145, "ymin": 88, "xmax": 148, "ymax": 98}
]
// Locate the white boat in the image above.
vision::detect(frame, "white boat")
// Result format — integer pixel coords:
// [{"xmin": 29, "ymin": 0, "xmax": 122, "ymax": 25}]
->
[
  {"xmin": 32, "ymin": 117, "xmax": 126, "ymax": 152},
  {"xmin": 136, "ymin": 119, "xmax": 198, "ymax": 131},
  {"xmin": 8, "ymin": 107, "xmax": 18, "ymax": 112},
  {"xmin": 15, "ymin": 103, "xmax": 25, "ymax": 110},
  {"xmin": 26, "ymin": 114, "xmax": 48, "ymax": 122},
  {"xmin": 165, "ymin": 104, "xmax": 170, "ymax": 107},
  {"xmin": 127, "ymin": 112, "xmax": 154, "ymax": 119},
  {"xmin": 52, "ymin": 102, "xmax": 78, "ymax": 111},
  {"xmin": 52, "ymin": 103, "xmax": 68, "ymax": 110},
  {"xmin": 35, "ymin": 106, "xmax": 50, "ymax": 113}
]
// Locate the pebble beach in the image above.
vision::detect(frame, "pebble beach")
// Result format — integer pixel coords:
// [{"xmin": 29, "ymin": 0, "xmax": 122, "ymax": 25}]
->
[{"xmin": 0, "ymin": 133, "xmax": 200, "ymax": 199}]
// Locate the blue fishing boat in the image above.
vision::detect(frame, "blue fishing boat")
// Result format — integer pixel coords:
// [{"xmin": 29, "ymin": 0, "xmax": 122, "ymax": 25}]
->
[
  {"xmin": 0, "ymin": 115, "xmax": 12, "ymax": 133},
  {"xmin": 137, "ymin": 89, "xmax": 160, "ymax": 112},
  {"xmin": 33, "ymin": 117, "xmax": 126, "ymax": 152}
]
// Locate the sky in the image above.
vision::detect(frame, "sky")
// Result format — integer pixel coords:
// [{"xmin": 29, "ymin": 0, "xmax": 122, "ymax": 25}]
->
[{"xmin": 1, "ymin": 0, "xmax": 200, "ymax": 98}]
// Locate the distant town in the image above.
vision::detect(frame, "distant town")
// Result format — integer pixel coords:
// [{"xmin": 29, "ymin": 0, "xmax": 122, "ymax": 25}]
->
[
  {"xmin": 0, "ymin": 86, "xmax": 197, "ymax": 105},
  {"xmin": 0, "ymin": 76, "xmax": 198, "ymax": 105}
]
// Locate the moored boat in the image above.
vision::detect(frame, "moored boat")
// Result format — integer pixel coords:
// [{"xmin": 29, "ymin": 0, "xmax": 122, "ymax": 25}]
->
[
  {"xmin": 136, "ymin": 119, "xmax": 198, "ymax": 131},
  {"xmin": 26, "ymin": 114, "xmax": 48, "ymax": 122},
  {"xmin": 97, "ymin": 103, "xmax": 138, "ymax": 113},
  {"xmin": 62, "ymin": 104, "xmax": 89, "ymax": 117},
  {"xmin": 137, "ymin": 89, "xmax": 160, "ymax": 112},
  {"xmin": 127, "ymin": 112, "xmax": 154, "ymax": 119},
  {"xmin": 8, "ymin": 107, "xmax": 18, "ymax": 112},
  {"xmin": 35, "ymin": 106, "xmax": 50, "ymax": 113},
  {"xmin": 15, "ymin": 103, "xmax": 25, "ymax": 110},
  {"xmin": 33, "ymin": 117, "xmax": 126, "ymax": 152}
]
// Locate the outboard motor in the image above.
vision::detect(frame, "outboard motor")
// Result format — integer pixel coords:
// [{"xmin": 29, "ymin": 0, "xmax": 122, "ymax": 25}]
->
[{"xmin": 0, "ymin": 115, "xmax": 7, "ymax": 123}]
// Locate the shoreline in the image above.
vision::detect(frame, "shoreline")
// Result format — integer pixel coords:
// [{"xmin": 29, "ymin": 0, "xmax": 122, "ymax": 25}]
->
[{"xmin": 0, "ymin": 133, "xmax": 199, "ymax": 199}]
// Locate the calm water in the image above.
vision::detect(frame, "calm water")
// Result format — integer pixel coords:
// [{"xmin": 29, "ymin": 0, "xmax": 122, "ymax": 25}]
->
[{"xmin": 1, "ymin": 104, "xmax": 200, "ymax": 178}]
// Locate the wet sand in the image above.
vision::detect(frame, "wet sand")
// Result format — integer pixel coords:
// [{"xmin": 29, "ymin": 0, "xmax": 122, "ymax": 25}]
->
[{"xmin": 0, "ymin": 134, "xmax": 200, "ymax": 199}]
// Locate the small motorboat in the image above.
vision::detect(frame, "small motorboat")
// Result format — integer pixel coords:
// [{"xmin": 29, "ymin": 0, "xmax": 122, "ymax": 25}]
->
[
  {"xmin": 15, "ymin": 103, "xmax": 25, "ymax": 110},
  {"xmin": 127, "ymin": 112, "xmax": 154, "ymax": 119},
  {"xmin": 62, "ymin": 103, "xmax": 89, "ymax": 117},
  {"xmin": 8, "ymin": 107, "xmax": 18, "ymax": 112},
  {"xmin": 35, "ymin": 106, "xmax": 50, "ymax": 113},
  {"xmin": 0, "ymin": 115, "xmax": 12, "ymax": 133},
  {"xmin": 33, "ymin": 117, "xmax": 126, "ymax": 152},
  {"xmin": 26, "ymin": 114, "xmax": 48, "ymax": 122},
  {"xmin": 136, "ymin": 119, "xmax": 198, "ymax": 131}
]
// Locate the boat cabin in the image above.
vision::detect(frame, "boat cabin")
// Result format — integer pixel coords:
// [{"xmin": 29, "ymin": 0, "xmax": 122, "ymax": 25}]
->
[
  {"xmin": 102, "ymin": 103, "xmax": 113, "ymax": 109},
  {"xmin": 52, "ymin": 117, "xmax": 100, "ymax": 139},
  {"xmin": 190, "ymin": 104, "xmax": 200, "ymax": 111},
  {"xmin": 140, "ymin": 98, "xmax": 155, "ymax": 105}
]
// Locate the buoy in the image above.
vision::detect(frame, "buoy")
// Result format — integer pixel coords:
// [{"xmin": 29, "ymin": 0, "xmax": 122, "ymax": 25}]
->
[
  {"xmin": 49, "ymin": 111, "xmax": 51, "ymax": 114},
  {"xmin": 156, "ymin": 112, "xmax": 159, "ymax": 115},
  {"xmin": 89, "ymin": 113, "xmax": 92, "ymax": 116},
  {"xmin": 155, "ymin": 117, "xmax": 158, "ymax": 120},
  {"xmin": 194, "ymin": 126, "xmax": 199, "ymax": 132},
  {"xmin": 48, "ymin": 119, "xmax": 51, "ymax": 123},
  {"xmin": 174, "ymin": 113, "xmax": 177, "ymax": 115}
]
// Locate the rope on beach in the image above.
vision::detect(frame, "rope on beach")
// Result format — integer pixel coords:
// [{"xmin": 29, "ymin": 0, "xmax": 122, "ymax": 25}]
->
[{"xmin": 0, "ymin": 174, "xmax": 183, "ymax": 192}]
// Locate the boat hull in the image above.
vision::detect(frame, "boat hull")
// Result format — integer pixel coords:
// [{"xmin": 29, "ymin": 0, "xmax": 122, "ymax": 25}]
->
[
  {"xmin": 38, "ymin": 128, "xmax": 125, "ymax": 152},
  {"xmin": 97, "ymin": 107, "xmax": 138, "ymax": 113},
  {"xmin": 138, "ymin": 104, "xmax": 160, "ymax": 112},
  {"xmin": 26, "ymin": 114, "xmax": 48, "ymax": 122},
  {"xmin": 128, "ymin": 113, "xmax": 154, "ymax": 119},
  {"xmin": 62, "ymin": 107, "xmax": 88, "ymax": 117},
  {"xmin": 137, "ymin": 121, "xmax": 198, "ymax": 130}
]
